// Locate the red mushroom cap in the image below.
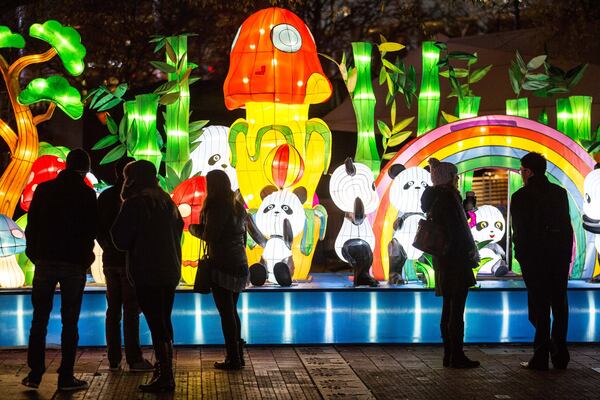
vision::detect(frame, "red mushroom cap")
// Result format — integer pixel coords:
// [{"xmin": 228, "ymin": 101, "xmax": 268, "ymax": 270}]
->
[
  {"xmin": 223, "ymin": 7, "xmax": 332, "ymax": 110},
  {"xmin": 171, "ymin": 176, "xmax": 208, "ymax": 230}
]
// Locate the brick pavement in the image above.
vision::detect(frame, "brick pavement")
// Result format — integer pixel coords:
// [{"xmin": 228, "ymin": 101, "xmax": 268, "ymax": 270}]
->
[{"xmin": 1, "ymin": 345, "xmax": 599, "ymax": 399}]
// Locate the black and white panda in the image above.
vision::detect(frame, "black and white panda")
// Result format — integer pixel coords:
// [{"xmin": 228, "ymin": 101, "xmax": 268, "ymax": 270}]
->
[
  {"xmin": 387, "ymin": 164, "xmax": 432, "ymax": 284},
  {"xmin": 329, "ymin": 158, "xmax": 379, "ymax": 287},
  {"xmin": 470, "ymin": 205, "xmax": 509, "ymax": 277},
  {"xmin": 583, "ymin": 164, "xmax": 600, "ymax": 281},
  {"xmin": 247, "ymin": 186, "xmax": 306, "ymax": 287},
  {"xmin": 190, "ymin": 125, "xmax": 239, "ymax": 190}
]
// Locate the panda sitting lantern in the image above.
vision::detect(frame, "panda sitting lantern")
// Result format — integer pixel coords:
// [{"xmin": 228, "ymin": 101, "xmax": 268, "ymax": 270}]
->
[{"xmin": 583, "ymin": 165, "xmax": 600, "ymax": 281}]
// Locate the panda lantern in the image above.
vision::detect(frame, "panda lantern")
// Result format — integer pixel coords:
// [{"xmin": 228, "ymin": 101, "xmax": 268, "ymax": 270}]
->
[
  {"xmin": 329, "ymin": 158, "xmax": 379, "ymax": 287},
  {"xmin": 470, "ymin": 205, "xmax": 509, "ymax": 277},
  {"xmin": 386, "ymin": 164, "xmax": 432, "ymax": 284},
  {"xmin": 582, "ymin": 164, "xmax": 600, "ymax": 282},
  {"xmin": 246, "ymin": 144, "xmax": 307, "ymax": 287}
]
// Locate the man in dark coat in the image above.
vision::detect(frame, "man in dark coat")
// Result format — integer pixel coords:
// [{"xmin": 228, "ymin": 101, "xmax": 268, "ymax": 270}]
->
[
  {"xmin": 22, "ymin": 149, "xmax": 98, "ymax": 391},
  {"xmin": 511, "ymin": 152, "xmax": 573, "ymax": 370},
  {"xmin": 97, "ymin": 156, "xmax": 153, "ymax": 372}
]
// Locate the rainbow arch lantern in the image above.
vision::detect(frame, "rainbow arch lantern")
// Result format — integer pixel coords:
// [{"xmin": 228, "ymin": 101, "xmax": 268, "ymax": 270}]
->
[{"xmin": 372, "ymin": 115, "xmax": 598, "ymax": 281}]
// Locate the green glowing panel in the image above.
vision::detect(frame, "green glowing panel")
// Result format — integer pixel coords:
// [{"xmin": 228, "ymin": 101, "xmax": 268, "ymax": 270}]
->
[
  {"xmin": 129, "ymin": 94, "xmax": 162, "ymax": 172},
  {"xmin": 0, "ymin": 26, "xmax": 24, "ymax": 49},
  {"xmin": 165, "ymin": 35, "xmax": 191, "ymax": 178},
  {"xmin": 351, "ymin": 42, "xmax": 379, "ymax": 176},
  {"xmin": 569, "ymin": 96, "xmax": 592, "ymax": 141},
  {"xmin": 458, "ymin": 96, "xmax": 480, "ymax": 119},
  {"xmin": 505, "ymin": 98, "xmax": 529, "ymax": 118},
  {"xmin": 18, "ymin": 76, "xmax": 83, "ymax": 119},
  {"xmin": 29, "ymin": 20, "xmax": 86, "ymax": 76},
  {"xmin": 508, "ymin": 171, "xmax": 522, "ymax": 275},
  {"xmin": 556, "ymin": 98, "xmax": 574, "ymax": 138},
  {"xmin": 417, "ymin": 42, "xmax": 440, "ymax": 136}
]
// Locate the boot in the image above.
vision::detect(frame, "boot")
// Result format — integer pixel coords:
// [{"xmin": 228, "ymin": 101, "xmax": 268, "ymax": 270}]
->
[
  {"xmin": 441, "ymin": 327, "xmax": 451, "ymax": 367},
  {"xmin": 239, "ymin": 339, "xmax": 246, "ymax": 367},
  {"xmin": 139, "ymin": 341, "xmax": 175, "ymax": 392},
  {"xmin": 215, "ymin": 339, "xmax": 242, "ymax": 371}
]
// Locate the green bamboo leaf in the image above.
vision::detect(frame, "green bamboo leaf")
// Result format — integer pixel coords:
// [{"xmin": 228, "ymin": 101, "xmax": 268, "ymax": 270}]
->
[
  {"xmin": 379, "ymin": 66, "xmax": 387, "ymax": 85},
  {"xmin": 448, "ymin": 51, "xmax": 477, "ymax": 62},
  {"xmin": 179, "ymin": 68, "xmax": 193, "ymax": 85},
  {"xmin": 164, "ymin": 40, "xmax": 177, "ymax": 64},
  {"xmin": 508, "ymin": 63, "xmax": 521, "ymax": 96},
  {"xmin": 379, "ymin": 34, "xmax": 387, "ymax": 43},
  {"xmin": 566, "ymin": 64, "xmax": 588, "ymax": 89},
  {"xmin": 440, "ymin": 68, "xmax": 468, "ymax": 78},
  {"xmin": 525, "ymin": 73, "xmax": 549, "ymax": 81},
  {"xmin": 153, "ymin": 39, "xmax": 166, "ymax": 53},
  {"xmin": 181, "ymin": 159, "xmax": 193, "ymax": 180},
  {"xmin": 522, "ymin": 80, "xmax": 549, "ymax": 90},
  {"xmin": 392, "ymin": 116, "xmax": 414, "ymax": 133},
  {"xmin": 150, "ymin": 61, "xmax": 177, "ymax": 74},
  {"xmin": 318, "ymin": 53, "xmax": 340, "ymax": 68},
  {"xmin": 154, "ymin": 80, "xmax": 178, "ymax": 95},
  {"xmin": 189, "ymin": 120, "xmax": 209, "ymax": 133},
  {"xmin": 190, "ymin": 140, "xmax": 201, "ymax": 153},
  {"xmin": 387, "ymin": 131, "xmax": 412, "ymax": 147},
  {"xmin": 469, "ymin": 64, "xmax": 492, "ymax": 84},
  {"xmin": 113, "ymin": 83, "xmax": 128, "ymax": 98},
  {"xmin": 527, "ymin": 55, "xmax": 546, "ymax": 70},
  {"xmin": 385, "ymin": 74, "xmax": 394, "ymax": 96},
  {"xmin": 105, "ymin": 113, "xmax": 118, "ymax": 135},
  {"xmin": 118, "ymin": 115, "xmax": 127, "ymax": 140},
  {"xmin": 97, "ymin": 97, "xmax": 123, "ymax": 112},
  {"xmin": 391, "ymin": 99, "xmax": 397, "ymax": 127},
  {"xmin": 382, "ymin": 151, "xmax": 397, "ymax": 160},
  {"xmin": 160, "ymin": 92, "xmax": 180, "ymax": 105},
  {"xmin": 434, "ymin": 41, "xmax": 447, "ymax": 51},
  {"xmin": 449, "ymin": 75, "xmax": 462, "ymax": 99},
  {"xmin": 92, "ymin": 135, "xmax": 119, "ymax": 150},
  {"xmin": 347, "ymin": 67, "xmax": 357, "ymax": 94},
  {"xmin": 378, "ymin": 42, "xmax": 405, "ymax": 53},
  {"xmin": 382, "ymin": 59, "xmax": 402, "ymax": 74},
  {"xmin": 515, "ymin": 51, "xmax": 527, "ymax": 74},
  {"xmin": 442, "ymin": 111, "xmax": 459, "ymax": 123},
  {"xmin": 100, "ymin": 144, "xmax": 126, "ymax": 164},
  {"xmin": 377, "ymin": 120, "xmax": 391, "ymax": 138},
  {"xmin": 149, "ymin": 35, "xmax": 164, "ymax": 43}
]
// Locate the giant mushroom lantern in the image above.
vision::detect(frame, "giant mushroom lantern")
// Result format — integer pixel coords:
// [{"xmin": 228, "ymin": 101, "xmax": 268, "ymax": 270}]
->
[{"xmin": 224, "ymin": 7, "xmax": 332, "ymax": 279}]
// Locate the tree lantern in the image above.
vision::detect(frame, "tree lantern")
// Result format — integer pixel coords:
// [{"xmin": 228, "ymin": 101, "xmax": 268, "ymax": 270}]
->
[
  {"xmin": 0, "ymin": 214, "xmax": 26, "ymax": 288},
  {"xmin": 264, "ymin": 144, "xmax": 304, "ymax": 189}
]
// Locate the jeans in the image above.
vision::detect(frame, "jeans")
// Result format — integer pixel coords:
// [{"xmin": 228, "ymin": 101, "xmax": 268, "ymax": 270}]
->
[
  {"xmin": 522, "ymin": 262, "xmax": 570, "ymax": 366},
  {"xmin": 440, "ymin": 287, "xmax": 469, "ymax": 359},
  {"xmin": 104, "ymin": 267, "xmax": 143, "ymax": 366},
  {"xmin": 136, "ymin": 286, "xmax": 175, "ymax": 344},
  {"xmin": 212, "ymin": 286, "xmax": 241, "ymax": 357},
  {"xmin": 27, "ymin": 265, "xmax": 86, "ymax": 380}
]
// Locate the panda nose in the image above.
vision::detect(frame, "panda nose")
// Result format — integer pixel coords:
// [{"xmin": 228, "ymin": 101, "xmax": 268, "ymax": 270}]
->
[
  {"xmin": 221, "ymin": 164, "xmax": 227, "ymax": 169},
  {"xmin": 415, "ymin": 186, "xmax": 421, "ymax": 189}
]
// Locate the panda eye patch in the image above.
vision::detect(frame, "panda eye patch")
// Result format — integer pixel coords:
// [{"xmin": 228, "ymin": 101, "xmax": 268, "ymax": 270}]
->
[
  {"xmin": 422, "ymin": 181, "xmax": 428, "ymax": 187},
  {"xmin": 494, "ymin": 221, "xmax": 504, "ymax": 230},
  {"xmin": 585, "ymin": 193, "xmax": 591, "ymax": 203},
  {"xmin": 264, "ymin": 204, "xmax": 275, "ymax": 213},
  {"xmin": 208, "ymin": 154, "xmax": 221, "ymax": 166},
  {"xmin": 403, "ymin": 181, "xmax": 414, "ymax": 190},
  {"xmin": 281, "ymin": 205, "xmax": 293, "ymax": 215},
  {"xmin": 476, "ymin": 221, "xmax": 488, "ymax": 231}
]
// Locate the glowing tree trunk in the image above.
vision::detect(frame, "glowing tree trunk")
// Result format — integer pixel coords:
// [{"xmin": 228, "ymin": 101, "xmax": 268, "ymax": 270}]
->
[
  {"xmin": 351, "ymin": 42, "xmax": 379, "ymax": 176},
  {"xmin": 165, "ymin": 35, "xmax": 190, "ymax": 178},
  {"xmin": 506, "ymin": 98, "xmax": 529, "ymax": 118},
  {"xmin": 417, "ymin": 42, "xmax": 441, "ymax": 136}
]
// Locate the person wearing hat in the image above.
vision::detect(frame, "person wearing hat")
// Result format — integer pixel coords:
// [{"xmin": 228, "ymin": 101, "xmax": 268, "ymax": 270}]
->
[
  {"xmin": 22, "ymin": 149, "xmax": 98, "ymax": 391},
  {"xmin": 111, "ymin": 160, "xmax": 183, "ymax": 393},
  {"xmin": 510, "ymin": 152, "xmax": 572, "ymax": 370},
  {"xmin": 97, "ymin": 156, "xmax": 153, "ymax": 373},
  {"xmin": 421, "ymin": 158, "xmax": 480, "ymax": 369}
]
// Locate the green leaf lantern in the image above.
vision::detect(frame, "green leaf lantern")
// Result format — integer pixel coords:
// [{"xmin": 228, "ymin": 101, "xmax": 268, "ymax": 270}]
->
[
  {"xmin": 29, "ymin": 20, "xmax": 86, "ymax": 76},
  {"xmin": 18, "ymin": 76, "xmax": 84, "ymax": 119},
  {"xmin": 0, "ymin": 26, "xmax": 25, "ymax": 49}
]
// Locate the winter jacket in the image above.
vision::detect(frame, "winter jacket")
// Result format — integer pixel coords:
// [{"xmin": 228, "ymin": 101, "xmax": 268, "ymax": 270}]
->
[
  {"xmin": 190, "ymin": 201, "xmax": 248, "ymax": 291},
  {"xmin": 421, "ymin": 185, "xmax": 478, "ymax": 296},
  {"xmin": 111, "ymin": 192, "xmax": 183, "ymax": 287},
  {"xmin": 25, "ymin": 169, "xmax": 98, "ymax": 271},
  {"xmin": 510, "ymin": 174, "xmax": 573, "ymax": 271},
  {"xmin": 97, "ymin": 181, "xmax": 126, "ymax": 268}
]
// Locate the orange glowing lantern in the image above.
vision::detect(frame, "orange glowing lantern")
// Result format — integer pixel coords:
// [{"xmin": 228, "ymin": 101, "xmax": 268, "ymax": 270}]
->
[
  {"xmin": 171, "ymin": 176, "xmax": 207, "ymax": 230},
  {"xmin": 264, "ymin": 144, "xmax": 304, "ymax": 189}
]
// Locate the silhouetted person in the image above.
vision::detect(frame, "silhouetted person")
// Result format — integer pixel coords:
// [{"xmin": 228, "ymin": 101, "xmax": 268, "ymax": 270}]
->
[
  {"xmin": 111, "ymin": 160, "xmax": 183, "ymax": 393},
  {"xmin": 190, "ymin": 170, "xmax": 249, "ymax": 370},
  {"xmin": 421, "ymin": 158, "xmax": 480, "ymax": 369},
  {"xmin": 510, "ymin": 152, "xmax": 573, "ymax": 370},
  {"xmin": 97, "ymin": 156, "xmax": 153, "ymax": 372},
  {"xmin": 22, "ymin": 149, "xmax": 98, "ymax": 391}
]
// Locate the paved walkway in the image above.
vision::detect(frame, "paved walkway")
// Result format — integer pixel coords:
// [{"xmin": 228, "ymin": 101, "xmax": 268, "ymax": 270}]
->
[{"xmin": 1, "ymin": 345, "xmax": 599, "ymax": 399}]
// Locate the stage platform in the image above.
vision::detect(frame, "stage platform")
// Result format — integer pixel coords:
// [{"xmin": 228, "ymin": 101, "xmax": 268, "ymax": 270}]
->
[{"xmin": 0, "ymin": 273, "xmax": 598, "ymax": 347}]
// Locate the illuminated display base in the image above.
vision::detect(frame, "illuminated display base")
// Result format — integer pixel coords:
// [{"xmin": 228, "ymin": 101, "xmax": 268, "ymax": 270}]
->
[{"xmin": 0, "ymin": 274, "xmax": 598, "ymax": 346}]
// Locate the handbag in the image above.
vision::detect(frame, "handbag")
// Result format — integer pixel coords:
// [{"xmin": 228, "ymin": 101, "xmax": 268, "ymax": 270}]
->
[
  {"xmin": 193, "ymin": 240, "xmax": 212, "ymax": 294},
  {"xmin": 413, "ymin": 218, "xmax": 449, "ymax": 257}
]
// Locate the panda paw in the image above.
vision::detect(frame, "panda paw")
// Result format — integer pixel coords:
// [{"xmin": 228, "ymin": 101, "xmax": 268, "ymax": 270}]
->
[
  {"xmin": 249, "ymin": 263, "xmax": 268, "ymax": 287},
  {"xmin": 388, "ymin": 273, "xmax": 406, "ymax": 285},
  {"xmin": 274, "ymin": 262, "xmax": 292, "ymax": 287}
]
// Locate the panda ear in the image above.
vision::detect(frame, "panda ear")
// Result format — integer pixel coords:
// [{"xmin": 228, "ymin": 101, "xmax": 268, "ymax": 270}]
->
[
  {"xmin": 595, "ymin": 163, "xmax": 600, "ymax": 170},
  {"xmin": 344, "ymin": 158, "xmax": 356, "ymax": 176},
  {"xmin": 388, "ymin": 164, "xmax": 406, "ymax": 179},
  {"xmin": 260, "ymin": 185, "xmax": 278, "ymax": 200},
  {"xmin": 293, "ymin": 186, "xmax": 307, "ymax": 204},
  {"xmin": 424, "ymin": 165, "xmax": 431, "ymax": 172}
]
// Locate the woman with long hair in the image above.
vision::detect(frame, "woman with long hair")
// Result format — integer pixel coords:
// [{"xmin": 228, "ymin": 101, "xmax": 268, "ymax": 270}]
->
[
  {"xmin": 111, "ymin": 160, "xmax": 183, "ymax": 392},
  {"xmin": 421, "ymin": 158, "xmax": 480, "ymax": 369},
  {"xmin": 190, "ymin": 170, "xmax": 249, "ymax": 370}
]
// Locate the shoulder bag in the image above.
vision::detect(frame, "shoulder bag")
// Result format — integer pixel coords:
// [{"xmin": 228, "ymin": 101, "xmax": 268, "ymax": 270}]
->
[
  {"xmin": 413, "ymin": 195, "xmax": 449, "ymax": 257},
  {"xmin": 193, "ymin": 240, "xmax": 213, "ymax": 294}
]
